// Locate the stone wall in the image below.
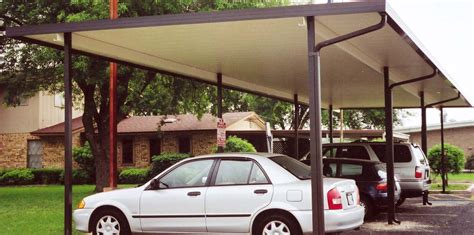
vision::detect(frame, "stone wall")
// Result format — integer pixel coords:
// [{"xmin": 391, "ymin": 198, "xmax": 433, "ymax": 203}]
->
[
  {"xmin": 162, "ymin": 136, "xmax": 178, "ymax": 153},
  {"xmin": 0, "ymin": 133, "xmax": 39, "ymax": 168},
  {"xmin": 191, "ymin": 132, "xmax": 216, "ymax": 156},
  {"xmin": 40, "ymin": 133, "xmax": 81, "ymax": 168}
]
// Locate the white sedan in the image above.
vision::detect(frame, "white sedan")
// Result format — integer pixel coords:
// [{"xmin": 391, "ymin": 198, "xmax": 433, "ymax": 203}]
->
[{"xmin": 74, "ymin": 153, "xmax": 364, "ymax": 235}]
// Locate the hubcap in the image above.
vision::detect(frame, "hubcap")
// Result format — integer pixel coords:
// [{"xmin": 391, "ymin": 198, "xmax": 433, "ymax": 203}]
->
[
  {"xmin": 262, "ymin": 220, "xmax": 291, "ymax": 235},
  {"xmin": 96, "ymin": 215, "xmax": 120, "ymax": 235}
]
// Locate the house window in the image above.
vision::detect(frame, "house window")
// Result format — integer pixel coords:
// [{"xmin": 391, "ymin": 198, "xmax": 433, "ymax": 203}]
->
[
  {"xmin": 122, "ymin": 138, "xmax": 134, "ymax": 164},
  {"xmin": 149, "ymin": 137, "xmax": 161, "ymax": 162},
  {"xmin": 178, "ymin": 136, "xmax": 191, "ymax": 154},
  {"xmin": 54, "ymin": 93, "xmax": 65, "ymax": 108},
  {"xmin": 27, "ymin": 140, "xmax": 43, "ymax": 169}
]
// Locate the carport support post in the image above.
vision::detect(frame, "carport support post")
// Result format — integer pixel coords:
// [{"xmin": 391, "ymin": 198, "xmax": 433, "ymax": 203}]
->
[
  {"xmin": 294, "ymin": 94, "xmax": 299, "ymax": 158},
  {"xmin": 384, "ymin": 66, "xmax": 396, "ymax": 224},
  {"xmin": 217, "ymin": 73, "xmax": 224, "ymax": 153},
  {"xmin": 329, "ymin": 104, "xmax": 333, "ymax": 143},
  {"xmin": 306, "ymin": 16, "xmax": 325, "ymax": 235},
  {"xmin": 440, "ymin": 107, "xmax": 446, "ymax": 193},
  {"xmin": 420, "ymin": 92, "xmax": 427, "ymax": 154},
  {"xmin": 63, "ymin": 32, "xmax": 73, "ymax": 235}
]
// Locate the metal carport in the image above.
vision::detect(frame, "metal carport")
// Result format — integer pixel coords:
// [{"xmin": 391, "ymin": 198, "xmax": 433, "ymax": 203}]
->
[{"xmin": 5, "ymin": 1, "xmax": 473, "ymax": 234}]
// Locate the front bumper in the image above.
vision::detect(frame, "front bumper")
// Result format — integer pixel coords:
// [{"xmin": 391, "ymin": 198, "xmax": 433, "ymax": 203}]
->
[
  {"xmin": 292, "ymin": 206, "xmax": 364, "ymax": 234},
  {"xmin": 73, "ymin": 208, "xmax": 93, "ymax": 232}
]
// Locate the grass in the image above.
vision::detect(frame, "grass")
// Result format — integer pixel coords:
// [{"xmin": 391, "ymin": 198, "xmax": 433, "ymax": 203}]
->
[
  {"xmin": 430, "ymin": 183, "xmax": 470, "ymax": 191},
  {"xmin": 431, "ymin": 172, "xmax": 474, "ymax": 183},
  {"xmin": 0, "ymin": 184, "xmax": 135, "ymax": 235}
]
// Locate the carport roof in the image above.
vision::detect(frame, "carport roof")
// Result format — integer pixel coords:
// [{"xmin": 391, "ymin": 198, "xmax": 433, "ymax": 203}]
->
[{"xmin": 6, "ymin": 1, "xmax": 472, "ymax": 108}]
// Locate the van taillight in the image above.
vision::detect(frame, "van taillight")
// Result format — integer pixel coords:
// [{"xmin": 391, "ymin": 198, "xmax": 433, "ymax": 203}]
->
[
  {"xmin": 415, "ymin": 166, "xmax": 423, "ymax": 178},
  {"xmin": 376, "ymin": 183, "xmax": 387, "ymax": 192},
  {"xmin": 327, "ymin": 188, "xmax": 343, "ymax": 210}
]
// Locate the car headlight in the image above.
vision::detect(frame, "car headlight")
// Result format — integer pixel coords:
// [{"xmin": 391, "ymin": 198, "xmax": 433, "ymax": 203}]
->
[{"xmin": 77, "ymin": 199, "xmax": 85, "ymax": 209}]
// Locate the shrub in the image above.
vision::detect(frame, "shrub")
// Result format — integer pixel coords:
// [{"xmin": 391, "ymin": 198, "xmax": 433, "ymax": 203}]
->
[
  {"xmin": 31, "ymin": 168, "xmax": 62, "ymax": 184},
  {"xmin": 213, "ymin": 136, "xmax": 257, "ymax": 153},
  {"xmin": 150, "ymin": 152, "xmax": 191, "ymax": 177},
  {"xmin": 119, "ymin": 168, "xmax": 150, "ymax": 184},
  {"xmin": 73, "ymin": 142, "xmax": 95, "ymax": 180},
  {"xmin": 60, "ymin": 169, "xmax": 93, "ymax": 185},
  {"xmin": 0, "ymin": 169, "xmax": 34, "ymax": 185},
  {"xmin": 427, "ymin": 143, "xmax": 465, "ymax": 175}
]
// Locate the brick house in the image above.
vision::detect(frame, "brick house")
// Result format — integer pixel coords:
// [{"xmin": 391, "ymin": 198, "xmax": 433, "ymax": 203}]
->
[
  {"xmin": 396, "ymin": 120, "xmax": 474, "ymax": 158},
  {"xmin": 27, "ymin": 112, "xmax": 266, "ymax": 169},
  {"xmin": 0, "ymin": 89, "xmax": 82, "ymax": 169}
]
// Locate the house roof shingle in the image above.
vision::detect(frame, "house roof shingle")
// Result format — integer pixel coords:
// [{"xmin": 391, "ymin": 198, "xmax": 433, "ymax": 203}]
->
[{"xmin": 31, "ymin": 112, "xmax": 257, "ymax": 136}]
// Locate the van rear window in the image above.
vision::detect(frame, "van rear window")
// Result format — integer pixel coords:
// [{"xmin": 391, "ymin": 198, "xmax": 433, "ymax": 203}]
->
[{"xmin": 370, "ymin": 145, "xmax": 412, "ymax": 163}]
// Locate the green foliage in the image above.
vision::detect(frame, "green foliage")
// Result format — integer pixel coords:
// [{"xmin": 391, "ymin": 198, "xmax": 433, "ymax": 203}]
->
[
  {"xmin": 465, "ymin": 154, "xmax": 474, "ymax": 171},
  {"xmin": 428, "ymin": 144, "xmax": 465, "ymax": 175},
  {"xmin": 0, "ymin": 169, "xmax": 34, "ymax": 185},
  {"xmin": 119, "ymin": 168, "xmax": 150, "ymax": 184},
  {"xmin": 214, "ymin": 136, "xmax": 257, "ymax": 153},
  {"xmin": 60, "ymin": 169, "xmax": 93, "ymax": 185},
  {"xmin": 151, "ymin": 152, "xmax": 192, "ymax": 177},
  {"xmin": 73, "ymin": 142, "xmax": 95, "ymax": 180},
  {"xmin": 31, "ymin": 168, "xmax": 63, "ymax": 185}
]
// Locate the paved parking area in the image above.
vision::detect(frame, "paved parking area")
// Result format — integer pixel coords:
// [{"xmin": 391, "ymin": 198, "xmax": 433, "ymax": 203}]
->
[{"xmin": 348, "ymin": 193, "xmax": 474, "ymax": 234}]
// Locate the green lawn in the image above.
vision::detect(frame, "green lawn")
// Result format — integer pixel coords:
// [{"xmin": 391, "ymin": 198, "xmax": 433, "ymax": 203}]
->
[
  {"xmin": 430, "ymin": 183, "xmax": 470, "ymax": 191},
  {"xmin": 0, "ymin": 185, "xmax": 135, "ymax": 235},
  {"xmin": 431, "ymin": 172, "xmax": 474, "ymax": 183}
]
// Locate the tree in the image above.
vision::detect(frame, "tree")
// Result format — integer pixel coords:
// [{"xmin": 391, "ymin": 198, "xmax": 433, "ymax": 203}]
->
[
  {"xmin": 427, "ymin": 143, "xmax": 465, "ymax": 186},
  {"xmin": 1, "ymin": 0, "xmax": 287, "ymax": 191}
]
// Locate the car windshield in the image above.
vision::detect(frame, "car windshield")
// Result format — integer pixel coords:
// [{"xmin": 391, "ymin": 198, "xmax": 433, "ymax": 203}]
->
[{"xmin": 270, "ymin": 155, "xmax": 311, "ymax": 180}]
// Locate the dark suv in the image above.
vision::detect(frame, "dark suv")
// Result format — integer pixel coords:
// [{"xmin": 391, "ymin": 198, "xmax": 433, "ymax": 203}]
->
[{"xmin": 321, "ymin": 158, "xmax": 401, "ymax": 218}]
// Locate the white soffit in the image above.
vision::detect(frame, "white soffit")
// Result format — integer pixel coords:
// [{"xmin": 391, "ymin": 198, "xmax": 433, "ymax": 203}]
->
[{"xmin": 21, "ymin": 9, "xmax": 469, "ymax": 108}]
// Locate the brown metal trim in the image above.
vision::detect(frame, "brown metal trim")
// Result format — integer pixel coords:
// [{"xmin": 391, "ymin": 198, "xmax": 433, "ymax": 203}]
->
[{"xmin": 6, "ymin": 1, "xmax": 385, "ymax": 37}]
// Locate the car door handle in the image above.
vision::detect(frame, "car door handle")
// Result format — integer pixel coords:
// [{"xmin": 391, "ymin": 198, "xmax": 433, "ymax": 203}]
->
[
  {"xmin": 187, "ymin": 191, "xmax": 201, "ymax": 196},
  {"xmin": 254, "ymin": 189, "xmax": 268, "ymax": 194}
]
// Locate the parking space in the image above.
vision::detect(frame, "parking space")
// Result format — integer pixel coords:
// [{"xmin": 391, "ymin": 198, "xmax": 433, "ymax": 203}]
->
[{"xmin": 348, "ymin": 193, "xmax": 474, "ymax": 234}]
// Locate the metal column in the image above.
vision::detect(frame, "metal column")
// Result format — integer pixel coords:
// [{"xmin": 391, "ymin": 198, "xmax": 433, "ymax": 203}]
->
[
  {"xmin": 440, "ymin": 107, "xmax": 446, "ymax": 193},
  {"xmin": 420, "ymin": 92, "xmax": 427, "ymax": 155},
  {"xmin": 329, "ymin": 104, "xmax": 333, "ymax": 143},
  {"xmin": 63, "ymin": 32, "xmax": 73, "ymax": 235},
  {"xmin": 294, "ymin": 94, "xmax": 299, "ymax": 158},
  {"xmin": 217, "ymin": 73, "xmax": 224, "ymax": 153},
  {"xmin": 108, "ymin": 0, "xmax": 118, "ymax": 189},
  {"xmin": 306, "ymin": 16, "xmax": 325, "ymax": 235},
  {"xmin": 384, "ymin": 67, "xmax": 397, "ymax": 224}
]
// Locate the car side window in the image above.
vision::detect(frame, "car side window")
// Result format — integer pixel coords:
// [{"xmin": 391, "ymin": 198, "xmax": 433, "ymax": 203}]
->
[
  {"xmin": 336, "ymin": 146, "xmax": 370, "ymax": 160},
  {"xmin": 159, "ymin": 159, "xmax": 214, "ymax": 188},
  {"xmin": 215, "ymin": 160, "xmax": 268, "ymax": 185},
  {"xmin": 323, "ymin": 147, "xmax": 337, "ymax": 158},
  {"xmin": 323, "ymin": 163, "xmax": 337, "ymax": 177},
  {"xmin": 340, "ymin": 163, "xmax": 363, "ymax": 177}
]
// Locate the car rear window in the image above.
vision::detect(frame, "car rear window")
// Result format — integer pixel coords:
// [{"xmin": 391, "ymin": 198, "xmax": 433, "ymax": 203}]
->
[
  {"xmin": 340, "ymin": 164, "xmax": 363, "ymax": 177},
  {"xmin": 370, "ymin": 145, "xmax": 412, "ymax": 163},
  {"xmin": 270, "ymin": 155, "xmax": 311, "ymax": 180},
  {"xmin": 323, "ymin": 146, "xmax": 371, "ymax": 160}
]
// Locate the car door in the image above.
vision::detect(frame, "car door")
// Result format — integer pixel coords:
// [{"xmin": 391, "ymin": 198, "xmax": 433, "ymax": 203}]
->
[
  {"xmin": 139, "ymin": 159, "xmax": 215, "ymax": 232},
  {"xmin": 205, "ymin": 158, "xmax": 273, "ymax": 233}
]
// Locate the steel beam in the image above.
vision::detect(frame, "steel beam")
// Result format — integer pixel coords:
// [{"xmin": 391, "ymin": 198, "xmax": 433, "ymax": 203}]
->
[
  {"xmin": 294, "ymin": 94, "xmax": 299, "ymax": 158},
  {"xmin": 63, "ymin": 32, "xmax": 73, "ymax": 235},
  {"xmin": 306, "ymin": 16, "xmax": 325, "ymax": 235},
  {"xmin": 217, "ymin": 73, "xmax": 224, "ymax": 153},
  {"xmin": 108, "ymin": 0, "xmax": 118, "ymax": 189},
  {"xmin": 420, "ymin": 92, "xmax": 427, "ymax": 155},
  {"xmin": 384, "ymin": 67, "xmax": 397, "ymax": 224},
  {"xmin": 440, "ymin": 107, "xmax": 446, "ymax": 193},
  {"xmin": 329, "ymin": 104, "xmax": 333, "ymax": 144}
]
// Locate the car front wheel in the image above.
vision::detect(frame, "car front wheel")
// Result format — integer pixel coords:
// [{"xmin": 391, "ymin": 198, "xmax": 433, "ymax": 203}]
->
[
  {"xmin": 91, "ymin": 209, "xmax": 131, "ymax": 235},
  {"xmin": 253, "ymin": 214, "xmax": 302, "ymax": 235}
]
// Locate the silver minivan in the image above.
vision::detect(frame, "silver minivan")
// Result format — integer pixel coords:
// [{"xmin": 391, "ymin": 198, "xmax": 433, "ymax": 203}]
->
[{"xmin": 318, "ymin": 142, "xmax": 431, "ymax": 205}]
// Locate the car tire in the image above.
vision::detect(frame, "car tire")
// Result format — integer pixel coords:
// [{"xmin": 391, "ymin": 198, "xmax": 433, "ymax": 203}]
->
[
  {"xmin": 396, "ymin": 197, "xmax": 406, "ymax": 207},
  {"xmin": 360, "ymin": 195, "xmax": 374, "ymax": 219},
  {"xmin": 91, "ymin": 208, "xmax": 131, "ymax": 235},
  {"xmin": 253, "ymin": 213, "xmax": 302, "ymax": 235}
]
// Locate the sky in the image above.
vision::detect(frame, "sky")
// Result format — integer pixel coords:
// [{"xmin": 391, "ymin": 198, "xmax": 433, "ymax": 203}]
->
[{"xmin": 387, "ymin": 0, "xmax": 474, "ymax": 127}]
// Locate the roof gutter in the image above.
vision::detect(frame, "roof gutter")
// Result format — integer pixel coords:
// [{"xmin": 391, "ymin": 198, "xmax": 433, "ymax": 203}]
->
[{"xmin": 425, "ymin": 91, "xmax": 461, "ymax": 108}]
